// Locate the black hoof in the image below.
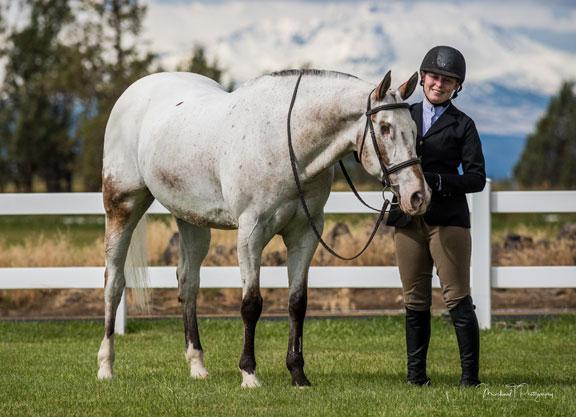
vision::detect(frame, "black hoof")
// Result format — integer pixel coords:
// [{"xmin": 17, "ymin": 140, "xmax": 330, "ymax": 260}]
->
[
  {"xmin": 290, "ymin": 369, "xmax": 311, "ymax": 387},
  {"xmin": 292, "ymin": 377, "xmax": 311, "ymax": 387}
]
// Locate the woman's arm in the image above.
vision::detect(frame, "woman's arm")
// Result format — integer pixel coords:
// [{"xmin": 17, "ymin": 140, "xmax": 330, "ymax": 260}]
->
[{"xmin": 426, "ymin": 118, "xmax": 486, "ymax": 195}]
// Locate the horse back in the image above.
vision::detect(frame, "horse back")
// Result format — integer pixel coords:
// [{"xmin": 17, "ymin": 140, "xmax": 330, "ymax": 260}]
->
[{"xmin": 102, "ymin": 72, "xmax": 226, "ymax": 187}]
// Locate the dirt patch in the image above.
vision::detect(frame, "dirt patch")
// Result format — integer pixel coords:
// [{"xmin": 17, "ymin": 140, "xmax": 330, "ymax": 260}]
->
[{"xmin": 2, "ymin": 287, "xmax": 575, "ymax": 319}]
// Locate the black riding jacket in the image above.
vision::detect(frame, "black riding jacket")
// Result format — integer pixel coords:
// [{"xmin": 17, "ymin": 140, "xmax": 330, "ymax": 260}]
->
[{"xmin": 411, "ymin": 101, "xmax": 486, "ymax": 228}]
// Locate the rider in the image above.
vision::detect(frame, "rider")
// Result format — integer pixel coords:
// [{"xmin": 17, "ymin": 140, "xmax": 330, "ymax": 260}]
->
[{"xmin": 388, "ymin": 46, "xmax": 486, "ymax": 386}]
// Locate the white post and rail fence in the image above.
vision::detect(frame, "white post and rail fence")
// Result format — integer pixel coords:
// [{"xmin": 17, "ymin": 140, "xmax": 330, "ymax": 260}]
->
[{"xmin": 1, "ymin": 182, "xmax": 575, "ymax": 333}]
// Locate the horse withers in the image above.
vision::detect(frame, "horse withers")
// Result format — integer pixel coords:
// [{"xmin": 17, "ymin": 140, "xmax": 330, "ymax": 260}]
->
[{"xmin": 97, "ymin": 69, "xmax": 430, "ymax": 387}]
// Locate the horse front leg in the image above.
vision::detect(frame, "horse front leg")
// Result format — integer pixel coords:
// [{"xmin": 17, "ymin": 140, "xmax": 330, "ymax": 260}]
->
[
  {"xmin": 281, "ymin": 215, "xmax": 323, "ymax": 387},
  {"xmin": 237, "ymin": 216, "xmax": 268, "ymax": 388}
]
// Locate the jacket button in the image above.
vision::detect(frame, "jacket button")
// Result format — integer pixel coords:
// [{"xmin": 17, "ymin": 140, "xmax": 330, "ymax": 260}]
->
[{"xmin": 419, "ymin": 141, "xmax": 423, "ymax": 145}]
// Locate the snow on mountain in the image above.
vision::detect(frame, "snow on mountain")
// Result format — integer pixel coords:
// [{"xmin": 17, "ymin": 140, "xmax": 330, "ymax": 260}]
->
[
  {"xmin": 145, "ymin": 0, "xmax": 576, "ymax": 178},
  {"xmin": 146, "ymin": 1, "xmax": 575, "ymax": 90}
]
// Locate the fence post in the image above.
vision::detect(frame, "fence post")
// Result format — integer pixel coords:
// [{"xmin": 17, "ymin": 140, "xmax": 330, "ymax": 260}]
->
[
  {"xmin": 471, "ymin": 179, "xmax": 492, "ymax": 329},
  {"xmin": 114, "ymin": 289, "xmax": 127, "ymax": 335}
]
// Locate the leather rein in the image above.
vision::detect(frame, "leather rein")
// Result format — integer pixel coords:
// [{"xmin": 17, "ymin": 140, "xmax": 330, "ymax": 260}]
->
[{"xmin": 287, "ymin": 71, "xmax": 421, "ymax": 260}]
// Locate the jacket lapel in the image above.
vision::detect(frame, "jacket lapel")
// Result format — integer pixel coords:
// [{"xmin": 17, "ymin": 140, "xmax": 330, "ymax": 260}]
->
[
  {"xmin": 423, "ymin": 102, "xmax": 458, "ymax": 138},
  {"xmin": 412, "ymin": 102, "xmax": 423, "ymax": 138}
]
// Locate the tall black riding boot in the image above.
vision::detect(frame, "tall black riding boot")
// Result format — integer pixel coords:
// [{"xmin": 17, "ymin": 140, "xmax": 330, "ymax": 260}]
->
[
  {"xmin": 405, "ymin": 308, "xmax": 431, "ymax": 386},
  {"xmin": 449, "ymin": 296, "xmax": 481, "ymax": 387}
]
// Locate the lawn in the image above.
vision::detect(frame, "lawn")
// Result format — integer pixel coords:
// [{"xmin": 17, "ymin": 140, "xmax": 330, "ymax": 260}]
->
[{"xmin": 0, "ymin": 316, "xmax": 574, "ymax": 417}]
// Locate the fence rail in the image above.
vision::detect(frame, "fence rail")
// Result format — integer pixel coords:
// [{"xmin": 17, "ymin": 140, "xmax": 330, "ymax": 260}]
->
[{"xmin": 1, "ymin": 183, "xmax": 575, "ymax": 333}]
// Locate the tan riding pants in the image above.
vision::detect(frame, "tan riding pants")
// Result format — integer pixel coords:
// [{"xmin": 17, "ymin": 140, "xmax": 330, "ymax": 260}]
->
[{"xmin": 394, "ymin": 216, "xmax": 471, "ymax": 311}]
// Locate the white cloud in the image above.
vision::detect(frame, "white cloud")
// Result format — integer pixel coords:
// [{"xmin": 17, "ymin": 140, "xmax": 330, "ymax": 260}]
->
[
  {"xmin": 143, "ymin": 0, "xmax": 576, "ymax": 135},
  {"xmin": 144, "ymin": 0, "xmax": 576, "ymax": 91}
]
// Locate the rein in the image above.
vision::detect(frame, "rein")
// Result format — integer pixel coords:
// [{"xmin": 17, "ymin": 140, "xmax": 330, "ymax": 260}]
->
[{"xmin": 286, "ymin": 71, "xmax": 420, "ymax": 260}]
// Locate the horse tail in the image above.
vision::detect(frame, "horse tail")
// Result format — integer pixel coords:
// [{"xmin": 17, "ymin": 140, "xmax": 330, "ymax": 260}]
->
[{"xmin": 125, "ymin": 215, "xmax": 150, "ymax": 312}]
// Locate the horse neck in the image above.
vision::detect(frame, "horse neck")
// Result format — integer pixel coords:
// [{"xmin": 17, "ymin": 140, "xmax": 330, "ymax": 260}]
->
[{"xmin": 289, "ymin": 76, "xmax": 369, "ymax": 180}]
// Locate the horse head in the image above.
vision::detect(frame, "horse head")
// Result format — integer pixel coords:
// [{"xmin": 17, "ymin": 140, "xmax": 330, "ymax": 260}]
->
[{"xmin": 356, "ymin": 71, "xmax": 430, "ymax": 216}]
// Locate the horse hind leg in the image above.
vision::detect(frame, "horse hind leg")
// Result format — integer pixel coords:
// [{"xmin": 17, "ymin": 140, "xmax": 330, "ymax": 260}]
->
[
  {"xmin": 97, "ymin": 178, "xmax": 153, "ymax": 380},
  {"xmin": 176, "ymin": 219, "xmax": 211, "ymax": 379}
]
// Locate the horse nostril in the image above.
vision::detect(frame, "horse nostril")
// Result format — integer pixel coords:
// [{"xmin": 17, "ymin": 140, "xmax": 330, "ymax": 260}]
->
[{"xmin": 411, "ymin": 191, "xmax": 424, "ymax": 210}]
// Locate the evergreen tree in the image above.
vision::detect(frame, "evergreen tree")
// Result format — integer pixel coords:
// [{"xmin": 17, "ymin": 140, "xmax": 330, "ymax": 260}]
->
[
  {"xmin": 514, "ymin": 81, "xmax": 576, "ymax": 189},
  {"xmin": 75, "ymin": 0, "xmax": 157, "ymax": 191},
  {"xmin": 0, "ymin": 0, "xmax": 80, "ymax": 192},
  {"xmin": 178, "ymin": 45, "xmax": 234, "ymax": 91}
]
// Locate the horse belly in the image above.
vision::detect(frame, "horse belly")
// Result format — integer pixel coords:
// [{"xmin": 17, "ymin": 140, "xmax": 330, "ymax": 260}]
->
[
  {"xmin": 150, "ymin": 177, "xmax": 238, "ymax": 229},
  {"xmin": 140, "ymin": 122, "xmax": 238, "ymax": 229}
]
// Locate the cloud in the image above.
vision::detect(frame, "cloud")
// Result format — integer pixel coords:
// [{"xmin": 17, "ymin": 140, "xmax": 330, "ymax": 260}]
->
[{"xmin": 143, "ymin": 0, "xmax": 576, "ymax": 135}]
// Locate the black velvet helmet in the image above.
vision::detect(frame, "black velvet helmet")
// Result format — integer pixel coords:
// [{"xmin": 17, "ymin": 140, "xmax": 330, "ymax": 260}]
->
[{"xmin": 420, "ymin": 46, "xmax": 466, "ymax": 83}]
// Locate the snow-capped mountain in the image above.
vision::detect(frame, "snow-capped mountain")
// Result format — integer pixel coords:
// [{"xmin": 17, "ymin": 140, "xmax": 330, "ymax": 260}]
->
[{"xmin": 145, "ymin": 0, "xmax": 576, "ymax": 179}]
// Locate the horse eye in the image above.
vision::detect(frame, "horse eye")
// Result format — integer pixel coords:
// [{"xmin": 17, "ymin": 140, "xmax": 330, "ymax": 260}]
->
[{"xmin": 380, "ymin": 123, "xmax": 391, "ymax": 136}]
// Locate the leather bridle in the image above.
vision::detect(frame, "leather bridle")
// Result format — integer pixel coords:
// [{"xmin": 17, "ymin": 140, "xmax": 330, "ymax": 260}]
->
[
  {"xmin": 357, "ymin": 93, "xmax": 421, "ymax": 189},
  {"xmin": 287, "ymin": 71, "xmax": 420, "ymax": 260}
]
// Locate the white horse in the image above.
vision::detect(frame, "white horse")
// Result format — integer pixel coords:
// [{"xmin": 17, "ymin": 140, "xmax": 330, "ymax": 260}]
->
[{"xmin": 97, "ymin": 69, "xmax": 431, "ymax": 387}]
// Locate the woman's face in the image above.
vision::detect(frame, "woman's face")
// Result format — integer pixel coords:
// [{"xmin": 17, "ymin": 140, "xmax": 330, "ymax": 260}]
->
[{"xmin": 422, "ymin": 72, "xmax": 460, "ymax": 105}]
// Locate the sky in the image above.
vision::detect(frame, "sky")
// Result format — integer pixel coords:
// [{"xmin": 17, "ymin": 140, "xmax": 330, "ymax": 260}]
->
[
  {"xmin": 143, "ymin": 0, "xmax": 576, "ymax": 90},
  {"xmin": 140, "ymin": 0, "xmax": 576, "ymax": 138}
]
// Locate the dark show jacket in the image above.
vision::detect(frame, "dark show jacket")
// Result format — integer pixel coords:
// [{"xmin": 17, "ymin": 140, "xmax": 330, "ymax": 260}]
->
[{"xmin": 411, "ymin": 101, "xmax": 486, "ymax": 228}]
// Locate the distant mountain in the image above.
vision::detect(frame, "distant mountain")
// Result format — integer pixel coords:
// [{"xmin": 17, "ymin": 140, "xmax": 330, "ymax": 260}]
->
[{"xmin": 146, "ymin": 0, "xmax": 575, "ymax": 179}]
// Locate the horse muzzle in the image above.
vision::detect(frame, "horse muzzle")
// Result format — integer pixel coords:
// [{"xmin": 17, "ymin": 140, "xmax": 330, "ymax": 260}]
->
[{"xmin": 398, "ymin": 182, "xmax": 431, "ymax": 216}]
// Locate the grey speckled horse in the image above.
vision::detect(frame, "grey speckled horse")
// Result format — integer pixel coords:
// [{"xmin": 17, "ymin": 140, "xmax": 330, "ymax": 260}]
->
[{"xmin": 97, "ymin": 69, "xmax": 430, "ymax": 387}]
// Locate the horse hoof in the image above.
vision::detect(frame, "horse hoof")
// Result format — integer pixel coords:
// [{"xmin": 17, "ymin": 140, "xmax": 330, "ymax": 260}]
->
[
  {"xmin": 241, "ymin": 371, "xmax": 262, "ymax": 388},
  {"xmin": 190, "ymin": 366, "xmax": 209, "ymax": 379},
  {"xmin": 290, "ymin": 369, "xmax": 311, "ymax": 387},
  {"xmin": 97, "ymin": 367, "xmax": 113, "ymax": 380},
  {"xmin": 292, "ymin": 377, "xmax": 311, "ymax": 387}
]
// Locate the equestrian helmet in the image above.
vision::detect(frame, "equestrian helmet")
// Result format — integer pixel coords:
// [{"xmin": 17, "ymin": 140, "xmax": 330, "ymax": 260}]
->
[{"xmin": 420, "ymin": 46, "xmax": 466, "ymax": 83}]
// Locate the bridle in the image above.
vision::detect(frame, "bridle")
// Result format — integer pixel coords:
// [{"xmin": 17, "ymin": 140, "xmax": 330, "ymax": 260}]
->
[
  {"xmin": 356, "ymin": 93, "xmax": 421, "ymax": 189},
  {"xmin": 287, "ymin": 71, "xmax": 421, "ymax": 260}
]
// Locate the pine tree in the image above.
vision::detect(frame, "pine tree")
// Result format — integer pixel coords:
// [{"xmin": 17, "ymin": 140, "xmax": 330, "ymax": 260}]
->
[
  {"xmin": 514, "ymin": 81, "xmax": 576, "ymax": 189},
  {"xmin": 178, "ymin": 45, "xmax": 234, "ymax": 91},
  {"xmin": 0, "ymin": 0, "xmax": 80, "ymax": 192},
  {"xmin": 75, "ymin": 0, "xmax": 157, "ymax": 191}
]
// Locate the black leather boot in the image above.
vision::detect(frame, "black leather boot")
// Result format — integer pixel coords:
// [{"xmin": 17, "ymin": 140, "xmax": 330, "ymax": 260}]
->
[
  {"xmin": 405, "ymin": 308, "xmax": 431, "ymax": 386},
  {"xmin": 449, "ymin": 296, "xmax": 481, "ymax": 387}
]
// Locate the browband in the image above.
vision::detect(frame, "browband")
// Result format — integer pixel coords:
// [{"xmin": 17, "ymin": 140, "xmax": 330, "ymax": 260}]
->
[{"xmin": 366, "ymin": 102, "xmax": 410, "ymax": 116}]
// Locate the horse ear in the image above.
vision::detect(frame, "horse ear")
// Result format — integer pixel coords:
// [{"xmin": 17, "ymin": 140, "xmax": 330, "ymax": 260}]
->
[
  {"xmin": 398, "ymin": 72, "xmax": 419, "ymax": 100},
  {"xmin": 374, "ymin": 70, "xmax": 392, "ymax": 101}
]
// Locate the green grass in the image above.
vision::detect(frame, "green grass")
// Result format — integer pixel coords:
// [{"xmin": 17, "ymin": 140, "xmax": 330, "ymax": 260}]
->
[
  {"xmin": 0, "ymin": 215, "xmax": 105, "ymax": 246},
  {"xmin": 0, "ymin": 316, "xmax": 574, "ymax": 417},
  {"xmin": 2, "ymin": 212, "xmax": 575, "ymax": 247}
]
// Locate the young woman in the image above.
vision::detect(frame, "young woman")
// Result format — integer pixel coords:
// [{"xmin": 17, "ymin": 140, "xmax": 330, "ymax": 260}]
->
[{"xmin": 388, "ymin": 46, "xmax": 486, "ymax": 386}]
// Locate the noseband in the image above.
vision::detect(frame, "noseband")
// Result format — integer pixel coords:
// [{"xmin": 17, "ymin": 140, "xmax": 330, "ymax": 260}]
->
[{"xmin": 286, "ymin": 71, "xmax": 420, "ymax": 260}]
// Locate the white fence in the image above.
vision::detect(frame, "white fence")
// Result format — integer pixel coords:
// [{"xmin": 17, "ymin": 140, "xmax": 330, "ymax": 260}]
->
[{"xmin": 1, "ymin": 183, "xmax": 575, "ymax": 333}]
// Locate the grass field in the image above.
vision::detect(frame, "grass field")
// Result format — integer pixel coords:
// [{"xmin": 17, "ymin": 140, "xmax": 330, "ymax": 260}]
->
[{"xmin": 1, "ymin": 316, "xmax": 574, "ymax": 417}]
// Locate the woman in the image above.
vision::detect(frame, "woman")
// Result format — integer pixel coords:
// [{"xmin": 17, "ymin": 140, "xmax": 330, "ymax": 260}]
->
[{"xmin": 388, "ymin": 46, "xmax": 486, "ymax": 386}]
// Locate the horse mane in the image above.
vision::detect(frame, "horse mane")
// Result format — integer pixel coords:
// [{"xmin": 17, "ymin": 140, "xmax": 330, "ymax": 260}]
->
[{"xmin": 268, "ymin": 69, "xmax": 359, "ymax": 80}]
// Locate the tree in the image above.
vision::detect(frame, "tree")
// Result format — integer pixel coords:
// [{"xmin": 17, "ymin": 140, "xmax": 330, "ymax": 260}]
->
[
  {"xmin": 74, "ymin": 0, "xmax": 157, "ymax": 191},
  {"xmin": 0, "ymin": 0, "xmax": 80, "ymax": 192},
  {"xmin": 178, "ymin": 45, "xmax": 234, "ymax": 91},
  {"xmin": 514, "ymin": 81, "xmax": 576, "ymax": 189}
]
